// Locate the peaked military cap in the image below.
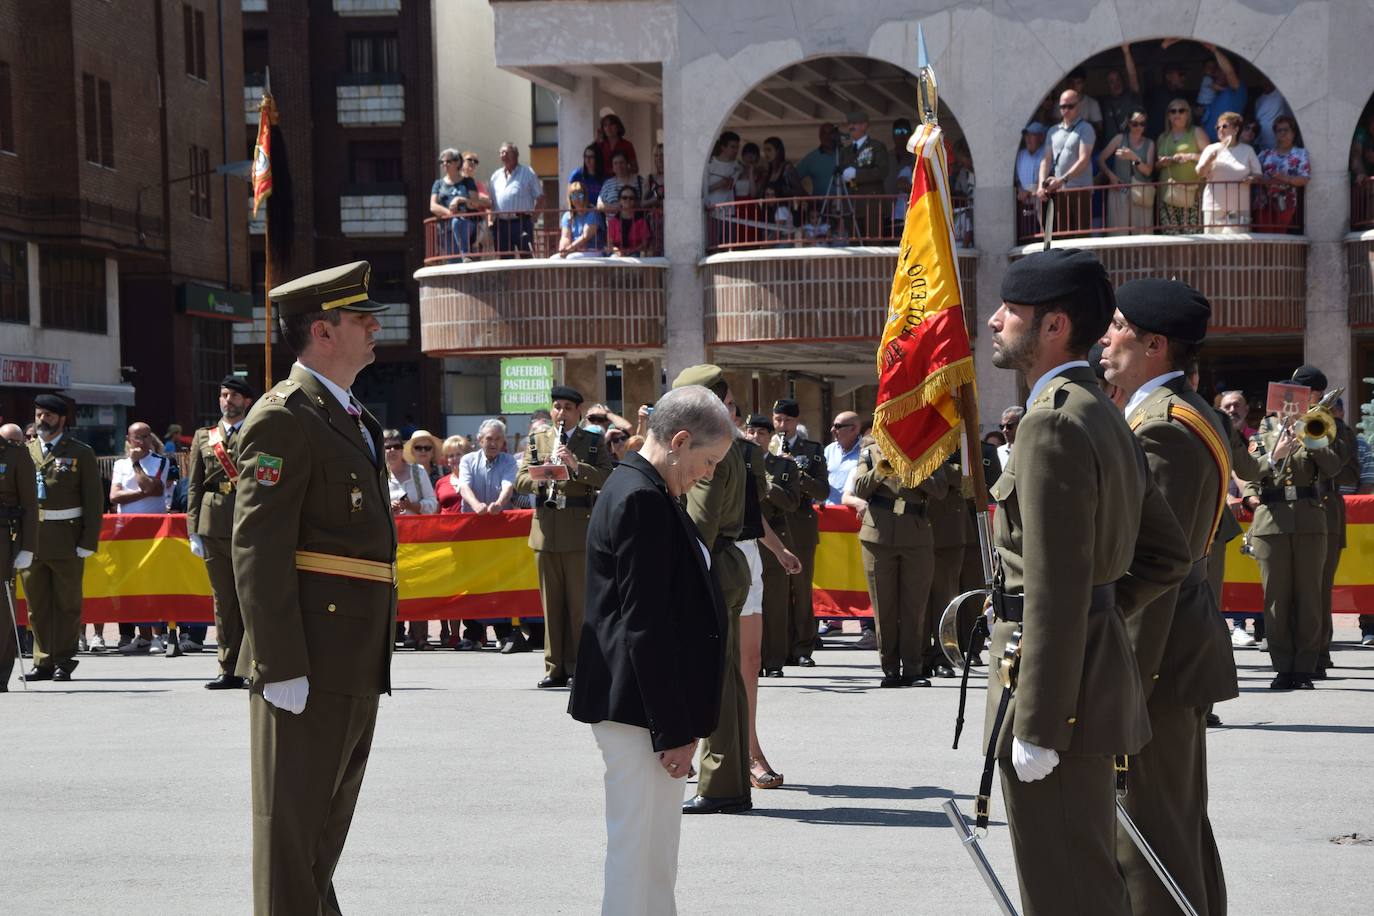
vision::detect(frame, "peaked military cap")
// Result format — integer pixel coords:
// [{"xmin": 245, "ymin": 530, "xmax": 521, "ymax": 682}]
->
[
  {"xmin": 772, "ymin": 398, "xmax": 800, "ymax": 417},
  {"xmin": 550, "ymin": 385, "xmax": 583, "ymax": 405},
  {"xmin": 672, "ymin": 364, "xmax": 727, "ymax": 395},
  {"xmin": 1291, "ymin": 364, "xmax": 1327, "ymax": 391},
  {"xmin": 1115, "ymin": 278, "xmax": 1211, "ymax": 343},
  {"xmin": 269, "ymin": 260, "xmax": 390, "ymax": 318},
  {"xmin": 34, "ymin": 393, "xmax": 68, "ymax": 413}
]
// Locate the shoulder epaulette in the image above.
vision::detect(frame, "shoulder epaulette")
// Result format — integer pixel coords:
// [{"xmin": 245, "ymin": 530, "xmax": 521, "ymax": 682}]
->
[{"xmin": 261, "ymin": 378, "xmax": 304, "ymax": 406}]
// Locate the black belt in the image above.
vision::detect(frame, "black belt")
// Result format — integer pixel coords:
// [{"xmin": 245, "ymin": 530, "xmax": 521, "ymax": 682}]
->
[
  {"xmin": 990, "ymin": 582, "xmax": 1117, "ymax": 623},
  {"xmin": 867, "ymin": 493, "xmax": 926, "ymax": 516},
  {"xmin": 542, "ymin": 495, "xmax": 593, "ymax": 509},
  {"xmin": 1259, "ymin": 486, "xmax": 1317, "ymax": 504}
]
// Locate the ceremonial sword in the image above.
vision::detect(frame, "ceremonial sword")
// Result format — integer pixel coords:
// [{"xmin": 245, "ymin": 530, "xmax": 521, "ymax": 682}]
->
[
  {"xmin": 4, "ymin": 577, "xmax": 26, "ymax": 692},
  {"xmin": 1115, "ymin": 800, "xmax": 1202, "ymax": 916}
]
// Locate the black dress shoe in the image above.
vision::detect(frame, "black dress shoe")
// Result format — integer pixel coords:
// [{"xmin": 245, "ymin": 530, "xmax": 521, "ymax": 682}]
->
[
  {"xmin": 764, "ymin": 668, "xmax": 784, "ymax": 678},
  {"xmin": 205, "ymin": 674, "xmax": 246, "ymax": 690},
  {"xmin": 536, "ymin": 676, "xmax": 568, "ymax": 689},
  {"xmin": 682, "ymin": 794, "xmax": 752, "ymax": 815},
  {"xmin": 797, "ymin": 656, "xmax": 816, "ymax": 668},
  {"xmin": 1310, "ymin": 668, "xmax": 1327, "ymax": 680},
  {"xmin": 502, "ymin": 634, "xmax": 530, "ymax": 655},
  {"xmin": 880, "ymin": 674, "xmax": 902, "ymax": 688},
  {"xmin": 52, "ymin": 668, "xmax": 72, "ymax": 682},
  {"xmin": 1269, "ymin": 673, "xmax": 1294, "ymax": 690},
  {"xmin": 1205, "ymin": 713, "xmax": 1223, "ymax": 727},
  {"xmin": 567, "ymin": 677, "xmax": 575, "ymax": 688},
  {"xmin": 1293, "ymin": 674, "xmax": 1315, "ymax": 689},
  {"xmin": 931, "ymin": 663, "xmax": 955, "ymax": 679},
  {"xmin": 21, "ymin": 667, "xmax": 54, "ymax": 682},
  {"xmin": 900, "ymin": 675, "xmax": 931, "ymax": 687}
]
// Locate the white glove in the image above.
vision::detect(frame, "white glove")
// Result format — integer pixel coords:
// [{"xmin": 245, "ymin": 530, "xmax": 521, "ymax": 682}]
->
[
  {"xmin": 842, "ymin": 166, "xmax": 857, "ymax": 183},
  {"xmin": 188, "ymin": 534, "xmax": 205, "ymax": 559},
  {"xmin": 75, "ymin": 547, "xmax": 94, "ymax": 559},
  {"xmin": 1011, "ymin": 737, "xmax": 1060, "ymax": 783},
  {"xmin": 12, "ymin": 549, "xmax": 33, "ymax": 571},
  {"xmin": 263, "ymin": 676, "xmax": 310, "ymax": 715}
]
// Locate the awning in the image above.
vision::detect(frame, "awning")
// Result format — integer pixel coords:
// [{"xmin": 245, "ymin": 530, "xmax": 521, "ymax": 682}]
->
[{"xmin": 60, "ymin": 382, "xmax": 137, "ymax": 406}]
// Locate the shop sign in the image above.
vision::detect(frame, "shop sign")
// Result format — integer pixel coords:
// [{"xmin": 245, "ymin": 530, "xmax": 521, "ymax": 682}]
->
[
  {"xmin": 0, "ymin": 354, "xmax": 71, "ymax": 388},
  {"xmin": 180, "ymin": 283, "xmax": 254, "ymax": 322},
  {"xmin": 500, "ymin": 357, "xmax": 555, "ymax": 414}
]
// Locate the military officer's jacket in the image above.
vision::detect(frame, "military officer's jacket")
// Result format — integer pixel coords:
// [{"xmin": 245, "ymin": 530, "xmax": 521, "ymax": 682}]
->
[
  {"xmin": 849, "ymin": 443, "xmax": 948, "ymax": 548},
  {"xmin": 187, "ymin": 422, "xmax": 244, "ymax": 539},
  {"xmin": 515, "ymin": 424, "xmax": 613, "ymax": 552},
  {"xmin": 774, "ymin": 433, "xmax": 829, "ymax": 515},
  {"xmin": 29, "ymin": 433, "xmax": 103, "ymax": 554},
  {"xmin": 1243, "ymin": 414, "xmax": 1343, "ymax": 537},
  {"xmin": 0, "ymin": 440, "xmax": 38, "ymax": 557},
  {"xmin": 231, "ymin": 364, "xmax": 397, "ymax": 696}
]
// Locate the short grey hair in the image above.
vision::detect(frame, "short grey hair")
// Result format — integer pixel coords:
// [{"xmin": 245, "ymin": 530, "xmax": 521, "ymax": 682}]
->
[
  {"xmin": 477, "ymin": 418, "xmax": 507, "ymax": 439},
  {"xmin": 439, "ymin": 148, "xmax": 460, "ymax": 164},
  {"xmin": 1001, "ymin": 405, "xmax": 1025, "ymax": 422},
  {"xmin": 648, "ymin": 386, "xmax": 734, "ymax": 447}
]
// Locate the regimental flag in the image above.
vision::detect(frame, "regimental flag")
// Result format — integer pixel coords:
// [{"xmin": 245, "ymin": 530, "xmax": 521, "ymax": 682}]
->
[
  {"xmin": 251, "ymin": 90, "xmax": 275, "ymax": 218},
  {"xmin": 871, "ymin": 121, "xmax": 975, "ymax": 486}
]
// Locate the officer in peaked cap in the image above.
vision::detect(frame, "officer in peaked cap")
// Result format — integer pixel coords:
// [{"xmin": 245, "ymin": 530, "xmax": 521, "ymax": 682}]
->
[
  {"xmin": 230, "ymin": 260, "xmax": 397, "ymax": 914},
  {"xmin": 515, "ymin": 382, "xmax": 612, "ymax": 687},
  {"xmin": 769, "ymin": 398, "xmax": 829, "ymax": 667}
]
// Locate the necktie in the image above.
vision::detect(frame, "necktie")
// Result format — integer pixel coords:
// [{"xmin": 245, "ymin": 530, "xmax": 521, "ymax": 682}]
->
[{"xmin": 346, "ymin": 398, "xmax": 375, "ymax": 460}]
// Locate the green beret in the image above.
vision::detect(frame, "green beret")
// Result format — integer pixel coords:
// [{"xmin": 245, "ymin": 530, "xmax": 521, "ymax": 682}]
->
[
  {"xmin": 1115, "ymin": 279, "xmax": 1211, "ymax": 344},
  {"xmin": 672, "ymin": 364, "xmax": 726, "ymax": 392},
  {"xmin": 269, "ymin": 261, "xmax": 390, "ymax": 318}
]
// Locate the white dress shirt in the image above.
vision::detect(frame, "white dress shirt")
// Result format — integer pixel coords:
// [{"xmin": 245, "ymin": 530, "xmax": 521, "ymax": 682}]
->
[
  {"xmin": 1123, "ymin": 370, "xmax": 1186, "ymax": 421},
  {"xmin": 1026, "ymin": 359, "xmax": 1091, "ymax": 406}
]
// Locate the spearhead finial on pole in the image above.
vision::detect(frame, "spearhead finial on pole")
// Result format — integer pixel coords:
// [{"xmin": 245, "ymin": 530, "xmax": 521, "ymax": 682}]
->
[{"xmin": 917, "ymin": 24, "xmax": 939, "ymax": 127}]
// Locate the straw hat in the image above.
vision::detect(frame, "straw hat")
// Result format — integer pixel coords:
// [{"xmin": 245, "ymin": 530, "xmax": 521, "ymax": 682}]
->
[{"xmin": 403, "ymin": 429, "xmax": 443, "ymax": 464}]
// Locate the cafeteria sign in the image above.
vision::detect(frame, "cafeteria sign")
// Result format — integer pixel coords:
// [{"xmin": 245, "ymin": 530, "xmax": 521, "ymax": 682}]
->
[{"xmin": 500, "ymin": 358, "xmax": 555, "ymax": 414}]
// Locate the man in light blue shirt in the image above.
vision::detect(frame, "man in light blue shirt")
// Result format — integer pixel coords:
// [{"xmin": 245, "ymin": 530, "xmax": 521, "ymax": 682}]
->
[
  {"xmin": 490, "ymin": 143, "xmax": 545, "ymax": 256},
  {"xmin": 457, "ymin": 419, "xmax": 518, "ymax": 513},
  {"xmin": 796, "ymin": 123, "xmax": 840, "ymax": 199},
  {"xmin": 823, "ymin": 411, "xmax": 862, "ymax": 505}
]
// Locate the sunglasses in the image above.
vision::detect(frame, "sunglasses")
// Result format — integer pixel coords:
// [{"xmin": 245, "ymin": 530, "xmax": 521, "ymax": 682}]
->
[
  {"xmin": 570, "ymin": 192, "xmax": 586, "ymax": 199},
  {"xmin": 384, "ymin": 443, "xmax": 404, "ymax": 451},
  {"xmin": 411, "ymin": 444, "xmax": 433, "ymax": 452},
  {"xmin": 1168, "ymin": 108, "xmax": 1188, "ymax": 114},
  {"xmin": 1000, "ymin": 421, "xmax": 1019, "ymax": 429},
  {"xmin": 1059, "ymin": 102, "xmax": 1078, "ymax": 109},
  {"xmin": 464, "ymin": 157, "xmax": 479, "ymax": 165},
  {"xmin": 1129, "ymin": 120, "xmax": 1147, "ymax": 127},
  {"xmin": 831, "ymin": 422, "xmax": 855, "ymax": 429},
  {"xmin": 587, "ymin": 415, "xmax": 609, "ymax": 424}
]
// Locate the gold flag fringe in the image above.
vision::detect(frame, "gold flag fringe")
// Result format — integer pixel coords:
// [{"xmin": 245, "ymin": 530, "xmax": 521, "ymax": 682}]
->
[
  {"xmin": 871, "ymin": 357, "xmax": 975, "ymax": 488},
  {"xmin": 871, "ymin": 357, "xmax": 975, "ymax": 425}
]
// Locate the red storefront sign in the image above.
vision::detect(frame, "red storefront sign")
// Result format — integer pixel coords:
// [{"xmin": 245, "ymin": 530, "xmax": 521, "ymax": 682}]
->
[{"xmin": 0, "ymin": 354, "xmax": 72, "ymax": 388}]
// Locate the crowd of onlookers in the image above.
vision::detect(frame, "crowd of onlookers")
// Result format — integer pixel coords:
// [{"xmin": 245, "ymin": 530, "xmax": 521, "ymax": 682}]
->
[{"xmin": 1014, "ymin": 41, "xmax": 1309, "ymax": 237}]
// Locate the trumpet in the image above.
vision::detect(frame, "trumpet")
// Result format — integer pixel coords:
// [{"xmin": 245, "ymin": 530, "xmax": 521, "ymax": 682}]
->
[{"xmin": 1275, "ymin": 387, "xmax": 1343, "ymax": 481}]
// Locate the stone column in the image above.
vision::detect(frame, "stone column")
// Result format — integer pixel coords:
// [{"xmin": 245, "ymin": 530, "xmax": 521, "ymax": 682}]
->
[
  {"xmin": 563, "ymin": 353, "xmax": 606, "ymax": 405},
  {"xmin": 557, "ymin": 77, "xmax": 595, "ymax": 197},
  {"xmin": 1304, "ymin": 169, "xmax": 1352, "ymax": 396},
  {"xmin": 621, "ymin": 357, "xmax": 660, "ymax": 417},
  {"xmin": 660, "ymin": 64, "xmax": 707, "ymax": 379}
]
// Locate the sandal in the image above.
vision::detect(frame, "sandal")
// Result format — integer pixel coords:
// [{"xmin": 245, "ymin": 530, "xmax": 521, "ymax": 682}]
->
[{"xmin": 749, "ymin": 761, "xmax": 784, "ymax": 790}]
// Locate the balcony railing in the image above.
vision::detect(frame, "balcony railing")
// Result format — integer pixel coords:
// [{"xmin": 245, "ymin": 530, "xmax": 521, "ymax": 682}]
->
[
  {"xmin": 1014, "ymin": 180, "xmax": 1305, "ymax": 244},
  {"xmin": 423, "ymin": 208, "xmax": 664, "ymax": 265},
  {"xmin": 705, "ymin": 193, "xmax": 973, "ymax": 254}
]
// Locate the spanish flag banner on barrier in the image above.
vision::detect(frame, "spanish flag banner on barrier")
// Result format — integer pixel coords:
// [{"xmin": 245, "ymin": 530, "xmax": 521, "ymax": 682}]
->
[
  {"xmin": 871, "ymin": 120, "xmax": 975, "ymax": 487},
  {"xmin": 13, "ymin": 500, "xmax": 1374, "ymax": 623}
]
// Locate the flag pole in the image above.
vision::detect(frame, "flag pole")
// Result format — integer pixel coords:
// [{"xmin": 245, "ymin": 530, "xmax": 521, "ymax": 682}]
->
[{"xmin": 254, "ymin": 69, "xmax": 275, "ymax": 392}]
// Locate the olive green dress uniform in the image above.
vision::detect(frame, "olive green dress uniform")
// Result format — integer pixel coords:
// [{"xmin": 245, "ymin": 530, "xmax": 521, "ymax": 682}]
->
[
  {"xmin": 1118, "ymin": 378, "xmax": 1239, "ymax": 916},
  {"xmin": 1317, "ymin": 420, "xmax": 1359, "ymax": 667},
  {"xmin": 774, "ymin": 433, "xmax": 829, "ymax": 661},
  {"xmin": 1, "ymin": 442, "xmax": 38, "ymax": 682},
  {"xmin": 924, "ymin": 461, "xmax": 968, "ymax": 671},
  {"xmin": 514, "ymin": 425, "xmax": 612, "ymax": 680},
  {"xmin": 759, "ymin": 450, "xmax": 801, "ymax": 672},
  {"xmin": 687, "ymin": 431, "xmax": 752, "ymax": 802},
  {"xmin": 22, "ymin": 433, "xmax": 102, "ymax": 674},
  {"xmin": 984, "ymin": 367, "xmax": 1189, "ymax": 916},
  {"xmin": 850, "ymin": 443, "xmax": 946, "ymax": 679},
  {"xmin": 1242, "ymin": 416, "xmax": 1343, "ymax": 676},
  {"xmin": 187, "ymin": 423, "xmax": 246, "ymax": 676}
]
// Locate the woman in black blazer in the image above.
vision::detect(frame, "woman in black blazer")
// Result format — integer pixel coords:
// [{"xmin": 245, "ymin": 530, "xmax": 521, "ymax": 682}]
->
[{"xmin": 568, "ymin": 385, "xmax": 736, "ymax": 916}]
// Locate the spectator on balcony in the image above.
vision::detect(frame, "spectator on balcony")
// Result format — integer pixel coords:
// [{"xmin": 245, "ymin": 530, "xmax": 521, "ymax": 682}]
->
[
  {"xmin": 490, "ymin": 142, "xmax": 544, "ymax": 257},
  {"xmin": 1100, "ymin": 58, "xmax": 1144, "ymax": 139},
  {"xmin": 840, "ymin": 110, "xmax": 891, "ymax": 240},
  {"xmin": 1156, "ymin": 98, "xmax": 1210, "ymax": 231},
  {"xmin": 1065, "ymin": 67, "xmax": 1103, "ymax": 139},
  {"xmin": 430, "ymin": 149, "xmax": 486, "ymax": 259},
  {"xmin": 1201, "ymin": 44, "xmax": 1247, "ymax": 142},
  {"xmin": 1254, "ymin": 81, "xmax": 1293, "ymax": 151},
  {"xmin": 761, "ymin": 136, "xmax": 803, "ymax": 202},
  {"xmin": 595, "ymin": 112, "xmax": 637, "ymax": 175},
  {"xmin": 643, "ymin": 142, "xmax": 666, "ymax": 254},
  {"xmin": 597, "ymin": 150, "xmax": 643, "ymax": 216},
  {"xmin": 608, "ymin": 186, "xmax": 653, "ymax": 257},
  {"xmin": 799, "ymin": 202, "xmax": 832, "ymax": 245},
  {"xmin": 1197, "ymin": 111, "xmax": 1262, "ymax": 233},
  {"xmin": 797, "ymin": 123, "xmax": 840, "ymax": 199},
  {"xmin": 435, "ymin": 435, "xmax": 472, "ymax": 514},
  {"xmin": 1255, "ymin": 115, "xmax": 1309, "ymax": 233},
  {"xmin": 1350, "ymin": 111, "xmax": 1374, "ymax": 180},
  {"xmin": 1038, "ymin": 89, "xmax": 1095, "ymax": 234},
  {"xmin": 891, "ymin": 119, "xmax": 916, "ymax": 232},
  {"xmin": 555, "ymin": 181, "xmax": 605, "ymax": 259},
  {"xmin": 1097, "ymin": 108, "xmax": 1155, "ymax": 232},
  {"xmin": 569, "ymin": 144, "xmax": 606, "ymax": 207},
  {"xmin": 704, "ymin": 131, "xmax": 742, "ymax": 206}
]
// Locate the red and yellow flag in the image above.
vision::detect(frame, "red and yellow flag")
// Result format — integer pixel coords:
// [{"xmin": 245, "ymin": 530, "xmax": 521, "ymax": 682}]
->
[
  {"xmin": 871, "ymin": 122, "xmax": 974, "ymax": 486},
  {"xmin": 250, "ymin": 92, "xmax": 275, "ymax": 217}
]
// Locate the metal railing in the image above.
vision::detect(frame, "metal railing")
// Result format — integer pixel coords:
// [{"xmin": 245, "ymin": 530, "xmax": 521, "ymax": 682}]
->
[
  {"xmin": 1013, "ymin": 179, "xmax": 1305, "ymax": 244},
  {"xmin": 423, "ymin": 207, "xmax": 664, "ymax": 265},
  {"xmin": 705, "ymin": 193, "xmax": 973, "ymax": 254}
]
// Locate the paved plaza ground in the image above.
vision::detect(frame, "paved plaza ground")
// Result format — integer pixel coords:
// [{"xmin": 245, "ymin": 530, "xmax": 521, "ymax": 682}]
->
[{"xmin": 3, "ymin": 625, "xmax": 1372, "ymax": 915}]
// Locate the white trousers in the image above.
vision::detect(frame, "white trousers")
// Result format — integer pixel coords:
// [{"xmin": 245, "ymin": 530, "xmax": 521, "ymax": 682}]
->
[
  {"xmin": 592, "ymin": 721, "xmax": 686, "ymax": 916},
  {"xmin": 738, "ymin": 538, "xmax": 763, "ymax": 616}
]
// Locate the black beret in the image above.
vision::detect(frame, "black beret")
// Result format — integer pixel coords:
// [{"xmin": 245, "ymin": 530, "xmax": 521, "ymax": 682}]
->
[
  {"xmin": 1114, "ymin": 279, "xmax": 1211, "ymax": 343},
  {"xmin": 550, "ymin": 385, "xmax": 583, "ymax": 405},
  {"xmin": 220, "ymin": 375, "xmax": 254, "ymax": 399},
  {"xmin": 1291, "ymin": 364, "xmax": 1327, "ymax": 391},
  {"xmin": 746, "ymin": 413, "xmax": 775, "ymax": 431},
  {"xmin": 1001, "ymin": 248, "xmax": 1113, "ymax": 309},
  {"xmin": 34, "ymin": 393, "xmax": 68, "ymax": 413},
  {"xmin": 772, "ymin": 398, "xmax": 800, "ymax": 417}
]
